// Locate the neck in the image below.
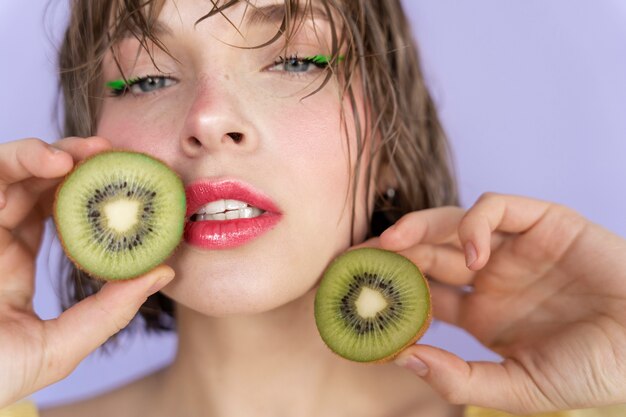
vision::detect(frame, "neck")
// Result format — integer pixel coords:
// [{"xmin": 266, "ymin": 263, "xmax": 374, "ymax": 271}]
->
[{"xmin": 153, "ymin": 289, "xmax": 457, "ymax": 417}]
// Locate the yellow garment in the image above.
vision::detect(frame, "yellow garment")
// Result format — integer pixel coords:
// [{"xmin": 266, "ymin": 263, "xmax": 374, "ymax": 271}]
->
[
  {"xmin": 0, "ymin": 401, "xmax": 38, "ymax": 417},
  {"xmin": 465, "ymin": 404, "xmax": 626, "ymax": 417},
  {"xmin": 1, "ymin": 400, "xmax": 625, "ymax": 417}
]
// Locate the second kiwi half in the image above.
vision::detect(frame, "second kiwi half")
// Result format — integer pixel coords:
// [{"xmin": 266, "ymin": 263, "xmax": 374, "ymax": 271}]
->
[{"xmin": 314, "ymin": 248, "xmax": 431, "ymax": 363}]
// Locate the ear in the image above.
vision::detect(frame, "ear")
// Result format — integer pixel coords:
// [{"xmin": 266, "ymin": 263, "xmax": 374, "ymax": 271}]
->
[{"xmin": 375, "ymin": 160, "xmax": 399, "ymax": 198}]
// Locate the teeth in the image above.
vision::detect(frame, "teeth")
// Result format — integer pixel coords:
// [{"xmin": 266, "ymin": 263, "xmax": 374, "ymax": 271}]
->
[
  {"xmin": 193, "ymin": 206, "xmax": 264, "ymax": 221},
  {"xmin": 196, "ymin": 200, "xmax": 225, "ymax": 214},
  {"xmin": 196, "ymin": 199, "xmax": 248, "ymax": 215},
  {"xmin": 225, "ymin": 210, "xmax": 239, "ymax": 220},
  {"xmin": 225, "ymin": 199, "xmax": 247, "ymax": 210}
]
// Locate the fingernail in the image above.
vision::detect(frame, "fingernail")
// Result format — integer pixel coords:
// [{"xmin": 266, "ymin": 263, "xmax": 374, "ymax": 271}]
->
[
  {"xmin": 464, "ymin": 241, "xmax": 478, "ymax": 268},
  {"xmin": 396, "ymin": 355, "xmax": 429, "ymax": 377},
  {"xmin": 146, "ymin": 272, "xmax": 174, "ymax": 296}
]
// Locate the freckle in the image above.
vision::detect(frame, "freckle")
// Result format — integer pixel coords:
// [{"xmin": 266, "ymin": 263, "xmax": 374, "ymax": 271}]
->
[{"xmin": 223, "ymin": 74, "xmax": 230, "ymax": 81}]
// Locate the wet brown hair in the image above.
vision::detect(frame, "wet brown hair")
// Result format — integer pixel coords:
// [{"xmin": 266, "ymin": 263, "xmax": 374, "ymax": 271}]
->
[{"xmin": 57, "ymin": 0, "xmax": 457, "ymax": 337}]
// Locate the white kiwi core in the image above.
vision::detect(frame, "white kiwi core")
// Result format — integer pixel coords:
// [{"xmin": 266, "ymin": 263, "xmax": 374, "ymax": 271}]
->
[
  {"xmin": 104, "ymin": 199, "xmax": 140, "ymax": 232},
  {"xmin": 355, "ymin": 287, "xmax": 388, "ymax": 318}
]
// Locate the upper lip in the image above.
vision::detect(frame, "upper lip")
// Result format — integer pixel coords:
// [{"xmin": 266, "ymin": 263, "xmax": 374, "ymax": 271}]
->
[{"xmin": 185, "ymin": 179, "xmax": 281, "ymax": 219}]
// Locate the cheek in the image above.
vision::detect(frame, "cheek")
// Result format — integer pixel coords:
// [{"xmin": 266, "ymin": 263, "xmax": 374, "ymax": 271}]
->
[
  {"xmin": 271, "ymin": 100, "xmax": 351, "ymax": 202},
  {"xmin": 96, "ymin": 102, "xmax": 182, "ymax": 160},
  {"xmin": 267, "ymin": 94, "xmax": 370, "ymax": 243}
]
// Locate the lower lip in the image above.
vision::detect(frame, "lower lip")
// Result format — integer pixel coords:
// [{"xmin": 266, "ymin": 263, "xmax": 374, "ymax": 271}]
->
[{"xmin": 184, "ymin": 213, "xmax": 281, "ymax": 249}]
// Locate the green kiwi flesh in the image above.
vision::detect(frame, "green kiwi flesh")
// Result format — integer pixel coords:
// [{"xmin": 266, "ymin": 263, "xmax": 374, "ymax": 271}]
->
[
  {"xmin": 54, "ymin": 151, "xmax": 186, "ymax": 280},
  {"xmin": 314, "ymin": 248, "xmax": 431, "ymax": 363}
]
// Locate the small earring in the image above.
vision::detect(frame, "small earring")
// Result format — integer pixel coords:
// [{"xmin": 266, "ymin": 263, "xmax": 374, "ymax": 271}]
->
[{"xmin": 385, "ymin": 188, "xmax": 396, "ymax": 199}]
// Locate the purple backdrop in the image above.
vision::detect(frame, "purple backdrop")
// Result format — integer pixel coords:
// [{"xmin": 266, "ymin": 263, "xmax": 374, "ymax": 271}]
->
[{"xmin": 1, "ymin": 0, "xmax": 624, "ymax": 408}]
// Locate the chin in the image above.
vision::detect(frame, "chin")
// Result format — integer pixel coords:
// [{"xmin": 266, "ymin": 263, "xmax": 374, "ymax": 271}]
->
[
  {"xmin": 161, "ymin": 278, "xmax": 314, "ymax": 317},
  {"xmin": 161, "ymin": 243, "xmax": 328, "ymax": 317},
  {"xmin": 159, "ymin": 209, "xmax": 364, "ymax": 317}
]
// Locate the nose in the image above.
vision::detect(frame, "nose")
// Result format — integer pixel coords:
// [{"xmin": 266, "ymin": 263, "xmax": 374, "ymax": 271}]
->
[{"xmin": 179, "ymin": 74, "xmax": 258, "ymax": 157}]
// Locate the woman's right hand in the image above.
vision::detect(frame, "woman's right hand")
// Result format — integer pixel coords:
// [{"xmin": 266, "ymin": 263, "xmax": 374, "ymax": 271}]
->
[{"xmin": 0, "ymin": 137, "xmax": 175, "ymax": 408}]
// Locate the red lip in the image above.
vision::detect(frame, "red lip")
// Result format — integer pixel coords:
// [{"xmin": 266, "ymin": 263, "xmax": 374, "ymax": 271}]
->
[{"xmin": 184, "ymin": 179, "xmax": 282, "ymax": 249}]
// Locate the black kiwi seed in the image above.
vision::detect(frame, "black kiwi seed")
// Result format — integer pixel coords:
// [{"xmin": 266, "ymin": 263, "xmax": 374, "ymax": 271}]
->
[
  {"xmin": 314, "ymin": 248, "xmax": 431, "ymax": 363},
  {"xmin": 53, "ymin": 151, "xmax": 186, "ymax": 280}
]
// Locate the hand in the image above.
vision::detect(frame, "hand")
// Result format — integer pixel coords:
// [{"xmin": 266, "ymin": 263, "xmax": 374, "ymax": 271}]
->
[
  {"xmin": 0, "ymin": 137, "xmax": 175, "ymax": 408},
  {"xmin": 372, "ymin": 193, "xmax": 626, "ymax": 414}
]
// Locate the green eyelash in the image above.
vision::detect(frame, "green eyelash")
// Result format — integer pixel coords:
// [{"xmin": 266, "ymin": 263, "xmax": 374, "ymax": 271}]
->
[
  {"xmin": 307, "ymin": 54, "xmax": 345, "ymax": 65},
  {"xmin": 105, "ymin": 55, "xmax": 345, "ymax": 92},
  {"xmin": 106, "ymin": 79, "xmax": 130, "ymax": 91},
  {"xmin": 105, "ymin": 78, "xmax": 144, "ymax": 95},
  {"xmin": 106, "ymin": 80, "xmax": 124, "ymax": 90}
]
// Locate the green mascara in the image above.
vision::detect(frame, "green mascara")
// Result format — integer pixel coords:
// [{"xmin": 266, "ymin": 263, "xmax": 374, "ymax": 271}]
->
[
  {"xmin": 307, "ymin": 54, "xmax": 345, "ymax": 65},
  {"xmin": 105, "ymin": 79, "xmax": 129, "ymax": 90}
]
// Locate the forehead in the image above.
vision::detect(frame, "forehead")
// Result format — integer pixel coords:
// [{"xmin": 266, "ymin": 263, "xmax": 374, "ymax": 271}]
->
[{"xmin": 113, "ymin": 0, "xmax": 336, "ymax": 41}]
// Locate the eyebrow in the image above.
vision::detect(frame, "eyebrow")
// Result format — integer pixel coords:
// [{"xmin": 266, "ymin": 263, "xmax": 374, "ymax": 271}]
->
[
  {"xmin": 244, "ymin": 3, "xmax": 330, "ymax": 26},
  {"xmin": 117, "ymin": 2, "xmax": 329, "ymax": 41}
]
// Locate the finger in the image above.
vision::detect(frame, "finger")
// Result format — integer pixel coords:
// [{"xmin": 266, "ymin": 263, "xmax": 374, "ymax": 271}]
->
[
  {"xmin": 4, "ymin": 136, "xmax": 111, "ymax": 196},
  {"xmin": 398, "ymin": 244, "xmax": 475, "ymax": 286},
  {"xmin": 27, "ymin": 136, "xmax": 112, "ymax": 207},
  {"xmin": 25, "ymin": 136, "xmax": 112, "ymax": 195},
  {"xmin": 0, "ymin": 137, "xmax": 111, "ymax": 230},
  {"xmin": 428, "ymin": 280, "xmax": 466, "ymax": 325},
  {"xmin": 0, "ymin": 138, "xmax": 73, "ymax": 189},
  {"xmin": 49, "ymin": 136, "xmax": 112, "ymax": 164},
  {"xmin": 355, "ymin": 234, "xmax": 477, "ymax": 286},
  {"xmin": 458, "ymin": 193, "xmax": 571, "ymax": 270},
  {"xmin": 12, "ymin": 211, "xmax": 48, "ymax": 256},
  {"xmin": 379, "ymin": 207, "xmax": 466, "ymax": 251},
  {"xmin": 42, "ymin": 265, "xmax": 174, "ymax": 385},
  {"xmin": 350, "ymin": 237, "xmax": 381, "ymax": 250},
  {"xmin": 0, "ymin": 178, "xmax": 62, "ymax": 231},
  {"xmin": 394, "ymin": 345, "xmax": 555, "ymax": 415}
]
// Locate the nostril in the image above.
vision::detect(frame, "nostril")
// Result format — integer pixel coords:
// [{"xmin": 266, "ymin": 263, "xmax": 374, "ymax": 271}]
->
[{"xmin": 227, "ymin": 132, "xmax": 243, "ymax": 143}]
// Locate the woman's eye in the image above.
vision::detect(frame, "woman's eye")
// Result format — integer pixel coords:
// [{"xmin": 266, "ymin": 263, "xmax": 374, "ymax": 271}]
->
[
  {"xmin": 130, "ymin": 76, "xmax": 173, "ymax": 93},
  {"xmin": 106, "ymin": 75, "xmax": 176, "ymax": 97},
  {"xmin": 269, "ymin": 55, "xmax": 329, "ymax": 74}
]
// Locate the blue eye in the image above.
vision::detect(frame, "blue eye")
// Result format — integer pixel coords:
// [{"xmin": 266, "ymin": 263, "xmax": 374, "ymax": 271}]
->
[
  {"xmin": 106, "ymin": 75, "xmax": 176, "ymax": 97},
  {"xmin": 281, "ymin": 56, "xmax": 316, "ymax": 72},
  {"xmin": 132, "ymin": 76, "xmax": 170, "ymax": 93},
  {"xmin": 270, "ymin": 54, "xmax": 330, "ymax": 73}
]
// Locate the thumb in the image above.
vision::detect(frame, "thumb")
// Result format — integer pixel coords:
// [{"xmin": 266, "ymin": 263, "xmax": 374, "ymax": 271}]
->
[
  {"xmin": 394, "ymin": 344, "xmax": 553, "ymax": 415},
  {"xmin": 42, "ymin": 265, "xmax": 174, "ymax": 384}
]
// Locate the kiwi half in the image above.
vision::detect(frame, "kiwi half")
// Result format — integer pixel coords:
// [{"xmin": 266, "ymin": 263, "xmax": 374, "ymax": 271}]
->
[
  {"xmin": 314, "ymin": 248, "xmax": 431, "ymax": 363},
  {"xmin": 53, "ymin": 151, "xmax": 186, "ymax": 280}
]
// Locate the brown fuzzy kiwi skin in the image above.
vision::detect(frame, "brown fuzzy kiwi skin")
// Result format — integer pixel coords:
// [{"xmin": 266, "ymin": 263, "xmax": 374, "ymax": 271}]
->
[
  {"xmin": 52, "ymin": 150, "xmax": 186, "ymax": 281},
  {"xmin": 316, "ymin": 255, "xmax": 432, "ymax": 364}
]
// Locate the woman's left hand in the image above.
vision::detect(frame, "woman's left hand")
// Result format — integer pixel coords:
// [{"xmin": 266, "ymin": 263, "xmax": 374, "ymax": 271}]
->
[{"xmin": 368, "ymin": 193, "xmax": 626, "ymax": 414}]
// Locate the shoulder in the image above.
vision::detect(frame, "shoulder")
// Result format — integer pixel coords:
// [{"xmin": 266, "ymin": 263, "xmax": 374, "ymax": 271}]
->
[
  {"xmin": 465, "ymin": 404, "xmax": 626, "ymax": 417},
  {"xmin": 39, "ymin": 369, "xmax": 165, "ymax": 417},
  {"xmin": 0, "ymin": 401, "xmax": 39, "ymax": 417}
]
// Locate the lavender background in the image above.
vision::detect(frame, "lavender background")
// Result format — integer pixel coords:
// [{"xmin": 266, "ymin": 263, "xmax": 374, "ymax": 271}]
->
[{"xmin": 1, "ymin": 0, "xmax": 625, "ymax": 408}]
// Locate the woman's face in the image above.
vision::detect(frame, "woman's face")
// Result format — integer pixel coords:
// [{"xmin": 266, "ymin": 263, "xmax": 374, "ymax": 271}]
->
[{"xmin": 97, "ymin": 0, "xmax": 370, "ymax": 316}]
